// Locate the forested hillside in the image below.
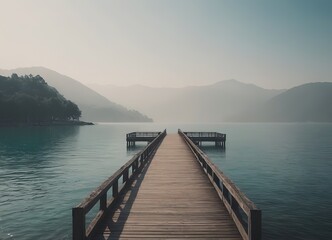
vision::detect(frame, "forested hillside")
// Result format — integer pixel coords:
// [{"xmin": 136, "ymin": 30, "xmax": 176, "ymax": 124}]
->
[{"xmin": 0, "ymin": 74, "xmax": 81, "ymax": 124}]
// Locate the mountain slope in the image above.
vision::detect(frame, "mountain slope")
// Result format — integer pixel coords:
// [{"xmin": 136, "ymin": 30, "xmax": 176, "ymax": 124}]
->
[
  {"xmin": 239, "ymin": 82, "xmax": 332, "ymax": 122},
  {"xmin": 88, "ymin": 80, "xmax": 284, "ymax": 122},
  {"xmin": 0, "ymin": 67, "xmax": 152, "ymax": 122}
]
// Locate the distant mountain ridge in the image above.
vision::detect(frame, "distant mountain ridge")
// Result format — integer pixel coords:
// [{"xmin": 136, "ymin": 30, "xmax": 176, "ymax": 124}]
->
[
  {"xmin": 89, "ymin": 80, "xmax": 332, "ymax": 122},
  {"xmin": 0, "ymin": 67, "xmax": 152, "ymax": 122},
  {"xmin": 88, "ymin": 80, "xmax": 285, "ymax": 122},
  {"xmin": 237, "ymin": 82, "xmax": 332, "ymax": 122}
]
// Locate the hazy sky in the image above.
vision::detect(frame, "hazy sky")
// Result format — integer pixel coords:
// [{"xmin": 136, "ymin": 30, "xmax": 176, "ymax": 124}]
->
[{"xmin": 1, "ymin": 0, "xmax": 331, "ymax": 89}]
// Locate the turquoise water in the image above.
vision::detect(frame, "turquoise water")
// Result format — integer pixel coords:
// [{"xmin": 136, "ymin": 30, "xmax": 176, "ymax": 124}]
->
[{"xmin": 0, "ymin": 123, "xmax": 331, "ymax": 239}]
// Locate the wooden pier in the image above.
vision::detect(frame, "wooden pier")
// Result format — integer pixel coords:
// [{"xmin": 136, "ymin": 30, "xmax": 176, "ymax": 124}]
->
[{"xmin": 73, "ymin": 130, "xmax": 261, "ymax": 240}]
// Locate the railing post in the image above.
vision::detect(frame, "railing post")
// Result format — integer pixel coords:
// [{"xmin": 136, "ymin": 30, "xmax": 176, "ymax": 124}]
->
[
  {"xmin": 112, "ymin": 179, "xmax": 119, "ymax": 198},
  {"xmin": 249, "ymin": 209, "xmax": 262, "ymax": 240},
  {"xmin": 132, "ymin": 160, "xmax": 137, "ymax": 172},
  {"xmin": 213, "ymin": 173, "xmax": 219, "ymax": 188},
  {"xmin": 135, "ymin": 158, "xmax": 139, "ymax": 169},
  {"xmin": 100, "ymin": 193, "xmax": 107, "ymax": 211},
  {"xmin": 141, "ymin": 154, "xmax": 144, "ymax": 164},
  {"xmin": 123, "ymin": 169, "xmax": 128, "ymax": 183},
  {"xmin": 72, "ymin": 207, "xmax": 86, "ymax": 240}
]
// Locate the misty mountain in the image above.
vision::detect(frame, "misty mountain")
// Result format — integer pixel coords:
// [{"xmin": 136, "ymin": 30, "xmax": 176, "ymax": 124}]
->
[
  {"xmin": 238, "ymin": 82, "xmax": 332, "ymax": 122},
  {"xmin": 88, "ymin": 80, "xmax": 285, "ymax": 122},
  {"xmin": 0, "ymin": 67, "xmax": 152, "ymax": 122}
]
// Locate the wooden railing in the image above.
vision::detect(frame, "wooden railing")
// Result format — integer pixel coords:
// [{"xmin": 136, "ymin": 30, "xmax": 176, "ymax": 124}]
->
[
  {"xmin": 183, "ymin": 131, "xmax": 226, "ymax": 140},
  {"xmin": 72, "ymin": 130, "xmax": 166, "ymax": 240},
  {"xmin": 126, "ymin": 131, "xmax": 161, "ymax": 138},
  {"xmin": 179, "ymin": 129, "xmax": 261, "ymax": 240}
]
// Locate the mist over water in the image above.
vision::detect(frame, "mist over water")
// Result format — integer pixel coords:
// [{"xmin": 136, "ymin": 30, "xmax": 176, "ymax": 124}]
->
[{"xmin": 0, "ymin": 123, "xmax": 331, "ymax": 239}]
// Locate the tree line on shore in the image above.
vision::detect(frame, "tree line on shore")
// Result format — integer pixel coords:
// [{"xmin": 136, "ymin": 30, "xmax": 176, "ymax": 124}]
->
[{"xmin": 0, "ymin": 74, "xmax": 81, "ymax": 123}]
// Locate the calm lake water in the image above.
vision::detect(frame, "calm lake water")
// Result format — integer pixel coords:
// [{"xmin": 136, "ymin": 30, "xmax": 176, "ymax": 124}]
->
[{"xmin": 0, "ymin": 123, "xmax": 332, "ymax": 239}]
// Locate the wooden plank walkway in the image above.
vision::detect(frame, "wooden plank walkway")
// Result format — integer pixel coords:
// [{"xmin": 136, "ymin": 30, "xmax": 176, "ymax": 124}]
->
[{"xmin": 93, "ymin": 134, "xmax": 242, "ymax": 239}]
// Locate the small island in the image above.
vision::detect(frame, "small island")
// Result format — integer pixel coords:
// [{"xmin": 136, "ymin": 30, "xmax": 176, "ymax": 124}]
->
[{"xmin": 0, "ymin": 74, "xmax": 93, "ymax": 127}]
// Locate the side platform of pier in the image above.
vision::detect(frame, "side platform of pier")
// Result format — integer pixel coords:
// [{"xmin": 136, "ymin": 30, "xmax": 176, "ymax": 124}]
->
[
  {"xmin": 183, "ymin": 131, "xmax": 226, "ymax": 148},
  {"xmin": 126, "ymin": 132, "xmax": 162, "ymax": 147}
]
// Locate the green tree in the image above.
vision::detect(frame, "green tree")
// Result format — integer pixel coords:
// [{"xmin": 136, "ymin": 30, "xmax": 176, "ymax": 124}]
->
[{"xmin": 0, "ymin": 74, "xmax": 82, "ymax": 123}]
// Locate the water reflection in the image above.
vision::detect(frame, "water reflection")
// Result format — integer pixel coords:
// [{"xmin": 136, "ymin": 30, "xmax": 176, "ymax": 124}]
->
[{"xmin": 0, "ymin": 126, "xmax": 79, "ymax": 168}]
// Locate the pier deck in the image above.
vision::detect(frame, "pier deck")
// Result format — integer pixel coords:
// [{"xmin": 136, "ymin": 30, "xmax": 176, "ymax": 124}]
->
[
  {"xmin": 94, "ymin": 134, "xmax": 241, "ymax": 239},
  {"xmin": 73, "ymin": 130, "xmax": 261, "ymax": 240}
]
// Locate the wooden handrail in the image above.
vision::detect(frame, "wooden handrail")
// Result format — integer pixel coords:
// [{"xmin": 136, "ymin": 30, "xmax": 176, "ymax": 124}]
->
[
  {"xmin": 126, "ymin": 131, "xmax": 161, "ymax": 138},
  {"xmin": 73, "ymin": 129, "xmax": 166, "ymax": 240},
  {"xmin": 183, "ymin": 131, "xmax": 226, "ymax": 140},
  {"xmin": 179, "ymin": 129, "xmax": 261, "ymax": 240}
]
